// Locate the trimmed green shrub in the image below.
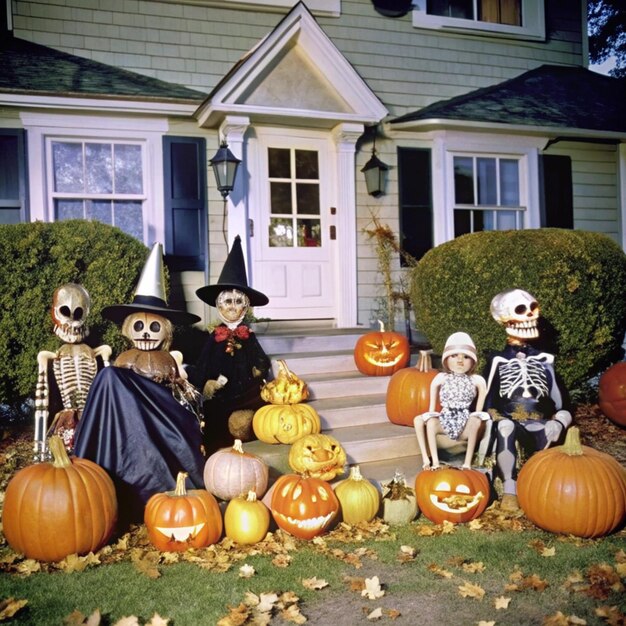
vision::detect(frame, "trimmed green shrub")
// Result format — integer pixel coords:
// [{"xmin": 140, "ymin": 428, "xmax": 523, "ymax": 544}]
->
[
  {"xmin": 410, "ymin": 229, "xmax": 626, "ymax": 391},
  {"xmin": 0, "ymin": 220, "xmax": 149, "ymax": 420}
]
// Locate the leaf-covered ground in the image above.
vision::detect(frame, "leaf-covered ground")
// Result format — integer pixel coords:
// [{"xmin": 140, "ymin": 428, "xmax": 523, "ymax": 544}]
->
[{"xmin": 0, "ymin": 407, "xmax": 625, "ymax": 626}]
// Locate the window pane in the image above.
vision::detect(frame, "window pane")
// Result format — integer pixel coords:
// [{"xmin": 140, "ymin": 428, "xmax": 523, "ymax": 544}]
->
[
  {"xmin": 496, "ymin": 210, "xmax": 518, "ymax": 230},
  {"xmin": 500, "ymin": 159, "xmax": 519, "ymax": 206},
  {"xmin": 114, "ymin": 201, "xmax": 143, "ymax": 240},
  {"xmin": 56, "ymin": 199, "xmax": 84, "ymax": 220},
  {"xmin": 297, "ymin": 219, "xmax": 321, "ymax": 247},
  {"xmin": 115, "ymin": 144, "xmax": 143, "ymax": 194},
  {"xmin": 428, "ymin": 0, "xmax": 473, "ymax": 18},
  {"xmin": 477, "ymin": 158, "xmax": 497, "ymax": 205},
  {"xmin": 86, "ymin": 199, "xmax": 112, "ymax": 224},
  {"xmin": 85, "ymin": 143, "xmax": 112, "ymax": 194},
  {"xmin": 268, "ymin": 148, "xmax": 290, "ymax": 178},
  {"xmin": 53, "ymin": 142, "xmax": 84, "ymax": 193},
  {"xmin": 296, "ymin": 183, "xmax": 319, "ymax": 215},
  {"xmin": 454, "ymin": 209, "xmax": 472, "ymax": 236},
  {"xmin": 269, "ymin": 217, "xmax": 294, "ymax": 247},
  {"xmin": 0, "ymin": 136, "xmax": 19, "ymax": 199},
  {"xmin": 454, "ymin": 157, "xmax": 473, "ymax": 204},
  {"xmin": 295, "ymin": 150, "xmax": 318, "ymax": 179},
  {"xmin": 270, "ymin": 182, "xmax": 292, "ymax": 214},
  {"xmin": 0, "ymin": 209, "xmax": 21, "ymax": 225}
]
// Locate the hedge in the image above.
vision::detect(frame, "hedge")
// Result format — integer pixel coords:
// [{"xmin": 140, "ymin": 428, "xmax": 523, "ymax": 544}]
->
[{"xmin": 409, "ymin": 229, "xmax": 626, "ymax": 391}]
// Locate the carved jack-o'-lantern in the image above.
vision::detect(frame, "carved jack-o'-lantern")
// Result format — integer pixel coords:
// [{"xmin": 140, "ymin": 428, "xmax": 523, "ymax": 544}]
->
[
  {"xmin": 252, "ymin": 403, "xmax": 321, "ymax": 444},
  {"xmin": 288, "ymin": 433, "xmax": 347, "ymax": 481},
  {"xmin": 415, "ymin": 467, "xmax": 490, "ymax": 524},
  {"xmin": 353, "ymin": 323, "xmax": 410, "ymax": 377},
  {"xmin": 271, "ymin": 473, "xmax": 339, "ymax": 540}
]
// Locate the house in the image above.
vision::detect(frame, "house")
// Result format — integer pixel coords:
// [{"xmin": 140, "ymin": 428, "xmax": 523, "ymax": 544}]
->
[{"xmin": 1, "ymin": 0, "xmax": 624, "ymax": 330}]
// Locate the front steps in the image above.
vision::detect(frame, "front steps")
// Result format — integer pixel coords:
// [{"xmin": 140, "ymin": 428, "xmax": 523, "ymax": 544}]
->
[{"xmin": 243, "ymin": 327, "xmax": 429, "ymax": 490}]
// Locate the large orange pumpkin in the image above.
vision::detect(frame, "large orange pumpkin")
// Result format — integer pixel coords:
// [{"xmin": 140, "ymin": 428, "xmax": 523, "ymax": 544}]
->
[
  {"xmin": 353, "ymin": 323, "xmax": 410, "ymax": 377},
  {"xmin": 2, "ymin": 435, "xmax": 118, "ymax": 562},
  {"xmin": 144, "ymin": 471, "xmax": 223, "ymax": 551},
  {"xmin": 598, "ymin": 362, "xmax": 626, "ymax": 427},
  {"xmin": 386, "ymin": 350, "xmax": 441, "ymax": 425},
  {"xmin": 271, "ymin": 473, "xmax": 339, "ymax": 540},
  {"xmin": 415, "ymin": 466, "xmax": 490, "ymax": 524},
  {"xmin": 517, "ymin": 427, "xmax": 626, "ymax": 538}
]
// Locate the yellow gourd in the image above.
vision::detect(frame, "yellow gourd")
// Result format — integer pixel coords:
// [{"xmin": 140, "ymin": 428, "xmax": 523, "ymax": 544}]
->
[
  {"xmin": 334, "ymin": 465, "xmax": 380, "ymax": 525},
  {"xmin": 224, "ymin": 491, "xmax": 271, "ymax": 544},
  {"xmin": 260, "ymin": 360, "xmax": 309, "ymax": 404}
]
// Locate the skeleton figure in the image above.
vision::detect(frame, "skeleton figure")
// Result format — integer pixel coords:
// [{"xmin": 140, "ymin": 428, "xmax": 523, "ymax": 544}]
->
[
  {"xmin": 484, "ymin": 289, "xmax": 572, "ymax": 511},
  {"xmin": 34, "ymin": 283, "xmax": 111, "ymax": 460}
]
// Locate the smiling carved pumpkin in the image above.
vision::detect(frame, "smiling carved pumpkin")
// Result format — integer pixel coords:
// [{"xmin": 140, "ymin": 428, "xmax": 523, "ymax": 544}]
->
[
  {"xmin": 353, "ymin": 323, "xmax": 410, "ymax": 376},
  {"xmin": 415, "ymin": 467, "xmax": 490, "ymax": 524},
  {"xmin": 144, "ymin": 472, "xmax": 223, "ymax": 551},
  {"xmin": 288, "ymin": 433, "xmax": 347, "ymax": 481}
]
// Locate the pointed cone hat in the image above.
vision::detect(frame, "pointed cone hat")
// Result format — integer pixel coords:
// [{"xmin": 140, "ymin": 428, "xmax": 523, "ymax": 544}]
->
[
  {"xmin": 196, "ymin": 235, "xmax": 269, "ymax": 307},
  {"xmin": 102, "ymin": 243, "xmax": 201, "ymax": 325}
]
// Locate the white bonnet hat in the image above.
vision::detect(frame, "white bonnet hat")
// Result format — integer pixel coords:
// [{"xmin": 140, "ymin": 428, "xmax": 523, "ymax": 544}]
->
[{"xmin": 442, "ymin": 331, "xmax": 477, "ymax": 363}]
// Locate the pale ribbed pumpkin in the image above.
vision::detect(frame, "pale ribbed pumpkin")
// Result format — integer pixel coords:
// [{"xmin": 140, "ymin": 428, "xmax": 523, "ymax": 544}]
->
[
  {"xmin": 517, "ymin": 427, "xmax": 626, "ymax": 538},
  {"xmin": 2, "ymin": 435, "xmax": 117, "ymax": 562},
  {"xmin": 334, "ymin": 465, "xmax": 380, "ymax": 525},
  {"xmin": 203, "ymin": 439, "xmax": 269, "ymax": 501},
  {"xmin": 252, "ymin": 403, "xmax": 321, "ymax": 444},
  {"xmin": 224, "ymin": 490, "xmax": 270, "ymax": 544}
]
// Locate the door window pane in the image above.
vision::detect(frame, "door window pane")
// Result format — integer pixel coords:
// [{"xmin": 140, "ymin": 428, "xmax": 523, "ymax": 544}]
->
[
  {"xmin": 296, "ymin": 184, "xmax": 319, "ymax": 215},
  {"xmin": 297, "ymin": 219, "xmax": 321, "ymax": 247},
  {"xmin": 270, "ymin": 182, "xmax": 292, "ymax": 214},
  {"xmin": 295, "ymin": 150, "xmax": 318, "ymax": 179},
  {"xmin": 269, "ymin": 218, "xmax": 294, "ymax": 247},
  {"xmin": 268, "ymin": 148, "xmax": 290, "ymax": 178}
]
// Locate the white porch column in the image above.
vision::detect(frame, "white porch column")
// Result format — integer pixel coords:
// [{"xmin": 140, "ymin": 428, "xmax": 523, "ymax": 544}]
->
[
  {"xmin": 218, "ymin": 115, "xmax": 251, "ymax": 261},
  {"xmin": 331, "ymin": 122, "xmax": 363, "ymax": 328}
]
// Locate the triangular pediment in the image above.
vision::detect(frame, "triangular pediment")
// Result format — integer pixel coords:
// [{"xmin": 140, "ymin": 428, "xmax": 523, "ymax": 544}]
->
[{"xmin": 195, "ymin": 2, "xmax": 387, "ymax": 128}]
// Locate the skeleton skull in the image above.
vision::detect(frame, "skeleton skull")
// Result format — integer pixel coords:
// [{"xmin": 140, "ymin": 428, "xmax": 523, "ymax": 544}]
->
[
  {"xmin": 121, "ymin": 311, "xmax": 173, "ymax": 351},
  {"xmin": 51, "ymin": 283, "xmax": 91, "ymax": 344},
  {"xmin": 490, "ymin": 289, "xmax": 539, "ymax": 343},
  {"xmin": 216, "ymin": 289, "xmax": 249, "ymax": 326}
]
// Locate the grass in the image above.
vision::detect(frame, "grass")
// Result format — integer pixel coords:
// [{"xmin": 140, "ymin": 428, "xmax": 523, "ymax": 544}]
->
[{"xmin": 1, "ymin": 515, "xmax": 625, "ymax": 626}]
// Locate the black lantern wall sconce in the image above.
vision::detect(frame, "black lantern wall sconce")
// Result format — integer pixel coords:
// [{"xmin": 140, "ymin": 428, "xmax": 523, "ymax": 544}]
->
[
  {"xmin": 209, "ymin": 141, "xmax": 241, "ymax": 200},
  {"xmin": 361, "ymin": 131, "xmax": 389, "ymax": 197}
]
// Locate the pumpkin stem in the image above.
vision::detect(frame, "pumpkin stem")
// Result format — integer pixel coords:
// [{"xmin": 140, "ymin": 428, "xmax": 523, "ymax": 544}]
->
[
  {"xmin": 246, "ymin": 490, "xmax": 258, "ymax": 502},
  {"xmin": 174, "ymin": 471, "xmax": 189, "ymax": 496},
  {"xmin": 561, "ymin": 427, "xmax": 583, "ymax": 456},
  {"xmin": 377, "ymin": 320, "xmax": 385, "ymax": 332},
  {"xmin": 232, "ymin": 439, "xmax": 244, "ymax": 454},
  {"xmin": 49, "ymin": 435, "xmax": 72, "ymax": 468},
  {"xmin": 349, "ymin": 465, "xmax": 364, "ymax": 481},
  {"xmin": 417, "ymin": 349, "xmax": 433, "ymax": 373}
]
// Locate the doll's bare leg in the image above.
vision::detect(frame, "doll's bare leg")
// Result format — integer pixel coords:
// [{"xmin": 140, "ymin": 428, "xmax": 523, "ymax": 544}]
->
[
  {"xmin": 460, "ymin": 415, "xmax": 481, "ymax": 469},
  {"xmin": 426, "ymin": 418, "xmax": 444, "ymax": 469},
  {"xmin": 413, "ymin": 415, "xmax": 432, "ymax": 469}
]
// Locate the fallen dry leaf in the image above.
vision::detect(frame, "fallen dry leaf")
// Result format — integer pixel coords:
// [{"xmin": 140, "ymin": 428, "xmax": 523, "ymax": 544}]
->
[
  {"xmin": 238, "ymin": 563, "xmax": 255, "ymax": 578},
  {"xmin": 361, "ymin": 576, "xmax": 384, "ymax": 600},
  {"xmin": 427, "ymin": 563, "xmax": 453, "ymax": 579},
  {"xmin": 462, "ymin": 561, "xmax": 486, "ymax": 574},
  {"xmin": 0, "ymin": 597, "xmax": 28, "ymax": 620},
  {"xmin": 468, "ymin": 518, "xmax": 483, "ymax": 531},
  {"xmin": 542, "ymin": 611, "xmax": 570, "ymax": 626},
  {"xmin": 146, "ymin": 614, "xmax": 169, "ymax": 626},
  {"xmin": 112, "ymin": 616, "xmax": 141, "ymax": 626},
  {"xmin": 272, "ymin": 553, "xmax": 292, "ymax": 568},
  {"xmin": 15, "ymin": 559, "xmax": 40, "ymax": 576},
  {"xmin": 302, "ymin": 577, "xmax": 329, "ymax": 590},
  {"xmin": 477, "ymin": 621, "xmax": 495, "ymax": 626},
  {"xmin": 130, "ymin": 549, "xmax": 160, "ymax": 579},
  {"xmin": 58, "ymin": 552, "xmax": 101, "ymax": 573},
  {"xmin": 595, "ymin": 604, "xmax": 625, "ymax": 625},
  {"xmin": 494, "ymin": 595, "xmax": 511, "ymax": 609},
  {"xmin": 256, "ymin": 592, "xmax": 279, "ymax": 613},
  {"xmin": 216, "ymin": 603, "xmax": 250, "ymax": 626},
  {"xmin": 280, "ymin": 602, "xmax": 306, "ymax": 624},
  {"xmin": 367, "ymin": 607, "xmax": 383, "ymax": 621},
  {"xmin": 458, "ymin": 581, "xmax": 485, "ymax": 600}
]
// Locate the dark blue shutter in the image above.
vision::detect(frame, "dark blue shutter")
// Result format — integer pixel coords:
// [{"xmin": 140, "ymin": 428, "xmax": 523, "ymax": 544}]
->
[
  {"xmin": 163, "ymin": 136, "xmax": 207, "ymax": 271},
  {"xmin": 539, "ymin": 155, "xmax": 573, "ymax": 229},
  {"xmin": 0, "ymin": 129, "xmax": 28, "ymax": 224}
]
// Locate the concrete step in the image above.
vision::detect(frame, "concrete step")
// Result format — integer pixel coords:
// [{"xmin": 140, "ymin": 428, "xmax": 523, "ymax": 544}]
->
[
  {"xmin": 269, "ymin": 351, "xmax": 358, "ymax": 377},
  {"xmin": 303, "ymin": 370, "xmax": 391, "ymax": 400},
  {"xmin": 308, "ymin": 393, "xmax": 388, "ymax": 429},
  {"xmin": 258, "ymin": 328, "xmax": 369, "ymax": 355}
]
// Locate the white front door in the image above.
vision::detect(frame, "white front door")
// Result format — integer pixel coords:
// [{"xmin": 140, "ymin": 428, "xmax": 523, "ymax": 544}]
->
[{"xmin": 248, "ymin": 129, "xmax": 336, "ymax": 320}]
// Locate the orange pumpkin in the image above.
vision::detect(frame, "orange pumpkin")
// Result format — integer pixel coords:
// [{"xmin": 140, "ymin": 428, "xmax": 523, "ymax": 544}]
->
[
  {"xmin": 517, "ymin": 427, "xmax": 626, "ymax": 538},
  {"xmin": 271, "ymin": 473, "xmax": 339, "ymax": 540},
  {"xmin": 415, "ymin": 466, "xmax": 490, "ymax": 524},
  {"xmin": 2, "ymin": 435, "xmax": 118, "ymax": 562},
  {"xmin": 386, "ymin": 350, "xmax": 441, "ymax": 425},
  {"xmin": 353, "ymin": 322, "xmax": 410, "ymax": 377},
  {"xmin": 224, "ymin": 491, "xmax": 271, "ymax": 545},
  {"xmin": 598, "ymin": 362, "xmax": 626, "ymax": 427},
  {"xmin": 144, "ymin": 471, "xmax": 222, "ymax": 551}
]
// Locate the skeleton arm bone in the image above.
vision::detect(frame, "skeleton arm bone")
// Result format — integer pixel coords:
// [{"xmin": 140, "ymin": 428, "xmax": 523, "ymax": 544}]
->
[
  {"xmin": 94, "ymin": 344, "xmax": 112, "ymax": 367},
  {"xmin": 34, "ymin": 350, "xmax": 57, "ymax": 460}
]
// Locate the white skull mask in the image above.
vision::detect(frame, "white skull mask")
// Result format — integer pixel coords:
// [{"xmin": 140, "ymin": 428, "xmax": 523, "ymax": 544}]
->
[
  {"xmin": 51, "ymin": 283, "xmax": 90, "ymax": 344},
  {"xmin": 490, "ymin": 289, "xmax": 540, "ymax": 343},
  {"xmin": 121, "ymin": 311, "xmax": 172, "ymax": 351},
  {"xmin": 216, "ymin": 289, "xmax": 249, "ymax": 327}
]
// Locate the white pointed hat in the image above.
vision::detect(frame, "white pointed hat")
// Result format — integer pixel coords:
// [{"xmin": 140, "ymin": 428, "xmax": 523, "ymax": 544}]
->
[{"xmin": 102, "ymin": 243, "xmax": 200, "ymax": 326}]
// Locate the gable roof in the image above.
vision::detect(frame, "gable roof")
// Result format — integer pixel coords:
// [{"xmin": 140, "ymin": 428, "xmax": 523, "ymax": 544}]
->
[
  {"xmin": 195, "ymin": 2, "xmax": 387, "ymax": 128},
  {"xmin": 0, "ymin": 35, "xmax": 206, "ymax": 108},
  {"xmin": 391, "ymin": 64, "xmax": 626, "ymax": 137}
]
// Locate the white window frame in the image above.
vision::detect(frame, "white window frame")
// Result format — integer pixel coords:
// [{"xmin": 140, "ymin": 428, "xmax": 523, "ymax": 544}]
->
[
  {"xmin": 412, "ymin": 0, "xmax": 545, "ymax": 41},
  {"xmin": 20, "ymin": 113, "xmax": 167, "ymax": 246},
  {"xmin": 430, "ymin": 131, "xmax": 543, "ymax": 245}
]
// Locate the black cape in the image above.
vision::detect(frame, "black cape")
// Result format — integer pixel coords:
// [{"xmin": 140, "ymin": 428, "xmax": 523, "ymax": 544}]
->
[{"xmin": 74, "ymin": 366, "xmax": 205, "ymax": 523}]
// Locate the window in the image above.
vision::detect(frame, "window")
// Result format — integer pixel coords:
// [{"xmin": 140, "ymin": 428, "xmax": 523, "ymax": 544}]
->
[
  {"xmin": 267, "ymin": 147, "xmax": 322, "ymax": 248},
  {"xmin": 0, "ymin": 130, "xmax": 28, "ymax": 224},
  {"xmin": 453, "ymin": 155, "xmax": 524, "ymax": 236},
  {"xmin": 50, "ymin": 140, "xmax": 145, "ymax": 241},
  {"xmin": 413, "ymin": 0, "xmax": 544, "ymax": 40}
]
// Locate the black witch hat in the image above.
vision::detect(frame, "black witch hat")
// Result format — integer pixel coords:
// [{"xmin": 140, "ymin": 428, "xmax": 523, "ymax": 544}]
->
[
  {"xmin": 102, "ymin": 243, "xmax": 201, "ymax": 326},
  {"xmin": 196, "ymin": 235, "xmax": 269, "ymax": 307}
]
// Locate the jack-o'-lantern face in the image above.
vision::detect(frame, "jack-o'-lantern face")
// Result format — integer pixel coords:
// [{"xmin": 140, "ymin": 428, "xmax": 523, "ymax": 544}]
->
[
  {"xmin": 288, "ymin": 434, "xmax": 347, "ymax": 481},
  {"xmin": 415, "ymin": 467, "xmax": 490, "ymax": 524},
  {"xmin": 354, "ymin": 330, "xmax": 410, "ymax": 376},
  {"xmin": 271, "ymin": 474, "xmax": 339, "ymax": 540},
  {"xmin": 121, "ymin": 312, "xmax": 172, "ymax": 351}
]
